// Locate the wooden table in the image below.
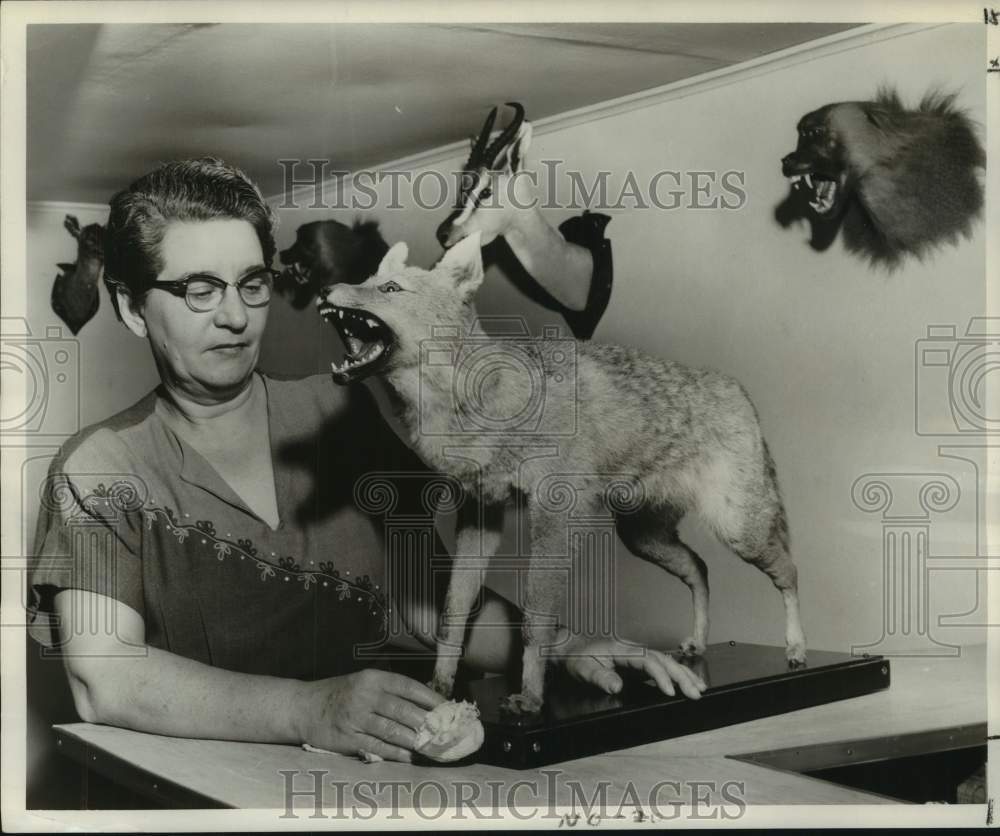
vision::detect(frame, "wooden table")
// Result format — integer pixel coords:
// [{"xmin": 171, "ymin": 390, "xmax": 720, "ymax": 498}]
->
[{"xmin": 53, "ymin": 645, "xmax": 988, "ymax": 810}]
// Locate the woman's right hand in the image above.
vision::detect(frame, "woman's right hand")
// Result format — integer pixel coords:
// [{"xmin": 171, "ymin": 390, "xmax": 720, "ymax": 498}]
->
[{"xmin": 296, "ymin": 669, "xmax": 446, "ymax": 763}]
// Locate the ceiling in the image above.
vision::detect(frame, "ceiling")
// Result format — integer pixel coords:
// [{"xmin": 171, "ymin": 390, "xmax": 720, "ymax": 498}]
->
[{"xmin": 26, "ymin": 22, "xmax": 860, "ymax": 204}]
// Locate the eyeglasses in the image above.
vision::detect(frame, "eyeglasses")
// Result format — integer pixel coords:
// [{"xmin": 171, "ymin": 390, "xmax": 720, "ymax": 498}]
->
[{"xmin": 148, "ymin": 268, "xmax": 278, "ymax": 313}]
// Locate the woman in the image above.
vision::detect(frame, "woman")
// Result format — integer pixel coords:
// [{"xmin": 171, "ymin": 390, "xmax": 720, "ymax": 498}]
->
[{"xmin": 29, "ymin": 158, "xmax": 704, "ymax": 764}]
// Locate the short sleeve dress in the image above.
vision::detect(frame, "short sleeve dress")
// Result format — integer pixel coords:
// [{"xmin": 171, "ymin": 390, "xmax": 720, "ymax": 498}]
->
[{"xmin": 28, "ymin": 372, "xmax": 444, "ymax": 681}]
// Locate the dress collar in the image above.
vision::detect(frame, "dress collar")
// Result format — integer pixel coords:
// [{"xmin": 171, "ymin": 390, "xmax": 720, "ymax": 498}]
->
[{"xmin": 154, "ymin": 372, "xmax": 286, "ymax": 530}]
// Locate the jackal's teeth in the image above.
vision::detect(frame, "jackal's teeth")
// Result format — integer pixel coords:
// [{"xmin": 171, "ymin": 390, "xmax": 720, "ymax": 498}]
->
[{"xmin": 331, "ymin": 339, "xmax": 387, "ymax": 376}]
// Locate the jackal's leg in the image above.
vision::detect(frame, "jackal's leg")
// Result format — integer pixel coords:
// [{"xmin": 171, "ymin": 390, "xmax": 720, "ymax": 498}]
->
[
  {"xmin": 501, "ymin": 500, "xmax": 570, "ymax": 716},
  {"xmin": 716, "ymin": 500, "xmax": 806, "ymax": 667},
  {"xmin": 617, "ymin": 508, "xmax": 710, "ymax": 657},
  {"xmin": 431, "ymin": 499, "xmax": 504, "ymax": 698}
]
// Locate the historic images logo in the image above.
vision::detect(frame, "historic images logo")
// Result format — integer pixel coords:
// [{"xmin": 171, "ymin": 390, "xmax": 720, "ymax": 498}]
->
[{"xmin": 851, "ymin": 317, "xmax": 999, "ymax": 656}]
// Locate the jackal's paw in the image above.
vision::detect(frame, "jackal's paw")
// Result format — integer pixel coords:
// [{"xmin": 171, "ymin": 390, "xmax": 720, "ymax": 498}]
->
[
  {"xmin": 786, "ymin": 643, "xmax": 807, "ymax": 668},
  {"xmin": 499, "ymin": 692, "xmax": 543, "ymax": 717},
  {"xmin": 678, "ymin": 637, "xmax": 706, "ymax": 658}
]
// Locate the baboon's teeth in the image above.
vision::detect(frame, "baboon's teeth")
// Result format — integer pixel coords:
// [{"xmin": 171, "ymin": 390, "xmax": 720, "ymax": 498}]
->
[{"xmin": 804, "ymin": 173, "xmax": 813, "ymax": 189}]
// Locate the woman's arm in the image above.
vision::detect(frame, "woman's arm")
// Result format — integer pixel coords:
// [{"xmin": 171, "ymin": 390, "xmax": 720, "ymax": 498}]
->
[{"xmin": 55, "ymin": 590, "xmax": 443, "ymax": 761}]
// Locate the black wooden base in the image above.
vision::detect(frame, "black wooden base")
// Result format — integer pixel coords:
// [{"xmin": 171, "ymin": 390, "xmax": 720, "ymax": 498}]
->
[{"xmin": 463, "ymin": 642, "xmax": 890, "ymax": 769}]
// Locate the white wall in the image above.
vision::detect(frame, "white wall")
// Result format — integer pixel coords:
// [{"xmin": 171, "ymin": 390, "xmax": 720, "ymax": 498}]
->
[{"xmin": 264, "ymin": 23, "xmax": 988, "ymax": 654}]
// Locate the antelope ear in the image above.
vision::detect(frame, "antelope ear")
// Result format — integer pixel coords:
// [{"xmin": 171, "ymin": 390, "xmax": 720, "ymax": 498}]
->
[
  {"xmin": 377, "ymin": 241, "xmax": 409, "ymax": 276},
  {"xmin": 436, "ymin": 232, "xmax": 484, "ymax": 297}
]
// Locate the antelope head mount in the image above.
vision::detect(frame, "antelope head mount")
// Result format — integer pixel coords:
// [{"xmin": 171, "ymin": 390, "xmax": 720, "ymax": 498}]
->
[{"xmin": 436, "ymin": 102, "xmax": 534, "ymax": 249}]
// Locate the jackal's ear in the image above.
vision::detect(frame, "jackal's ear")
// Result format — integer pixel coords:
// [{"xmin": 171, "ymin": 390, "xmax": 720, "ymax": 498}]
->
[
  {"xmin": 436, "ymin": 232, "xmax": 484, "ymax": 297},
  {"xmin": 377, "ymin": 242, "xmax": 409, "ymax": 276}
]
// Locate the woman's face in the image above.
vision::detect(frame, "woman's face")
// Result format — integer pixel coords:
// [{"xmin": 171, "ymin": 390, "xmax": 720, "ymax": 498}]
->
[{"xmin": 138, "ymin": 218, "xmax": 269, "ymax": 404}]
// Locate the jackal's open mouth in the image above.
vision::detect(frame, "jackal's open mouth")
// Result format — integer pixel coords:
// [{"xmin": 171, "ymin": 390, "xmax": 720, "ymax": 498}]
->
[
  {"xmin": 787, "ymin": 171, "xmax": 841, "ymax": 216},
  {"xmin": 318, "ymin": 303, "xmax": 394, "ymax": 384}
]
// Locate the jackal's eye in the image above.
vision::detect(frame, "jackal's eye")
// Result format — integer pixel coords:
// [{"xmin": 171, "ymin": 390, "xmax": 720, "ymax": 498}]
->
[{"xmin": 379, "ymin": 280, "xmax": 403, "ymax": 293}]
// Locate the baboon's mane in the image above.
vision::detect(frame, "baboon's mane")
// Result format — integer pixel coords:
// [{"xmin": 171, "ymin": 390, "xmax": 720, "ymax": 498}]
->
[{"xmin": 843, "ymin": 87, "xmax": 985, "ymax": 269}]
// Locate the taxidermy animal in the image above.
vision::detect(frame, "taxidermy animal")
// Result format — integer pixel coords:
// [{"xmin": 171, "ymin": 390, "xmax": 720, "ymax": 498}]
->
[
  {"xmin": 437, "ymin": 102, "xmax": 613, "ymax": 340},
  {"xmin": 52, "ymin": 215, "xmax": 105, "ymax": 335},
  {"xmin": 779, "ymin": 88, "xmax": 985, "ymax": 269},
  {"xmin": 318, "ymin": 232, "xmax": 806, "ymax": 715},
  {"xmin": 278, "ymin": 219, "xmax": 389, "ymax": 309}
]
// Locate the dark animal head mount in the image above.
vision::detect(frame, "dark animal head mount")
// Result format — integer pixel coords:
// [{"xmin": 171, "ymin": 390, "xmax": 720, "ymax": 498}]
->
[
  {"xmin": 277, "ymin": 219, "xmax": 390, "ymax": 309},
  {"xmin": 64, "ymin": 214, "xmax": 106, "ymax": 261},
  {"xmin": 51, "ymin": 214, "xmax": 106, "ymax": 335},
  {"xmin": 436, "ymin": 102, "xmax": 532, "ymax": 248},
  {"xmin": 778, "ymin": 88, "xmax": 985, "ymax": 269}
]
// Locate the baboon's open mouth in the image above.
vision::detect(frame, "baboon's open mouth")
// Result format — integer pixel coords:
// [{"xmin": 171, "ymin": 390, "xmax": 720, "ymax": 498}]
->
[
  {"xmin": 787, "ymin": 172, "xmax": 841, "ymax": 216},
  {"xmin": 318, "ymin": 302, "xmax": 395, "ymax": 384},
  {"xmin": 280, "ymin": 262, "xmax": 311, "ymax": 287}
]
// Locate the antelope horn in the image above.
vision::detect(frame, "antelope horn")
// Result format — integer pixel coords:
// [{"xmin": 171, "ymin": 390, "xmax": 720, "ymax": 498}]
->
[
  {"xmin": 508, "ymin": 121, "xmax": 531, "ymax": 172},
  {"xmin": 465, "ymin": 106, "xmax": 498, "ymax": 171},
  {"xmin": 483, "ymin": 102, "xmax": 525, "ymax": 169}
]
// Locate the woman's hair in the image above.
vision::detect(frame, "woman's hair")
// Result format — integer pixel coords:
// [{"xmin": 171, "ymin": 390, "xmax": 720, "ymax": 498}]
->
[{"xmin": 103, "ymin": 157, "xmax": 277, "ymax": 318}]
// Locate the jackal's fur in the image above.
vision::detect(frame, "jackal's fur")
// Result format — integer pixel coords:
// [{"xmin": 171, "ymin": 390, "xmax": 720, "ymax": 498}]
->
[{"xmin": 320, "ymin": 235, "xmax": 806, "ymax": 713}]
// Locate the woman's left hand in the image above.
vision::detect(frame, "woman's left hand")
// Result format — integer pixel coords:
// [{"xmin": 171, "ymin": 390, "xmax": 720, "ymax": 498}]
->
[{"xmin": 555, "ymin": 637, "xmax": 707, "ymax": 701}]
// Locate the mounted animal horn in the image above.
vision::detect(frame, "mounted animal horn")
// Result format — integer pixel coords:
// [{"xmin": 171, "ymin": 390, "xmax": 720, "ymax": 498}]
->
[
  {"xmin": 436, "ymin": 101, "xmax": 532, "ymax": 250},
  {"xmin": 465, "ymin": 106, "xmax": 498, "ymax": 171},
  {"xmin": 482, "ymin": 102, "xmax": 525, "ymax": 169}
]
